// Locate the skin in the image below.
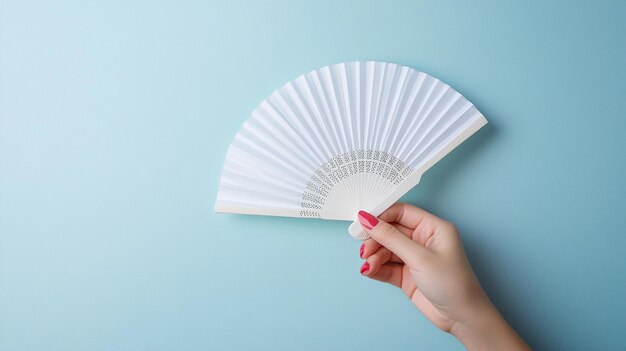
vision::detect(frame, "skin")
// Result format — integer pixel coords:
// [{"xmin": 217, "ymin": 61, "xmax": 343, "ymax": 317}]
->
[{"xmin": 358, "ymin": 203, "xmax": 531, "ymax": 351}]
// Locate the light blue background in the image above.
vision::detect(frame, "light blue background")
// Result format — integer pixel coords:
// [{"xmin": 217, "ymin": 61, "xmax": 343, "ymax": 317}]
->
[{"xmin": 1, "ymin": 1, "xmax": 625, "ymax": 350}]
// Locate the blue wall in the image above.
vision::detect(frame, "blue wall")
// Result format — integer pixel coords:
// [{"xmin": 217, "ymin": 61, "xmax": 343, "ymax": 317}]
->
[{"xmin": 1, "ymin": 1, "xmax": 625, "ymax": 350}]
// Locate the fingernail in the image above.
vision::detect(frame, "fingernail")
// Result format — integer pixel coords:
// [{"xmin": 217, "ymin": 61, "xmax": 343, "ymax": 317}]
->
[
  {"xmin": 358, "ymin": 210, "xmax": 379, "ymax": 230},
  {"xmin": 359, "ymin": 243, "xmax": 365, "ymax": 258},
  {"xmin": 360, "ymin": 261, "xmax": 370, "ymax": 275}
]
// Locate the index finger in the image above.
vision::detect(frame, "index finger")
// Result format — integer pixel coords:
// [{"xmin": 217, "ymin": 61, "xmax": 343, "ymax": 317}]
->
[
  {"xmin": 362, "ymin": 222, "xmax": 414, "ymax": 257},
  {"xmin": 378, "ymin": 202, "xmax": 443, "ymax": 230}
]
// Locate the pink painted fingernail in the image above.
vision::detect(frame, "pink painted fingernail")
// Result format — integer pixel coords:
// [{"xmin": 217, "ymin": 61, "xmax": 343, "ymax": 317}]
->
[
  {"xmin": 359, "ymin": 243, "xmax": 365, "ymax": 258},
  {"xmin": 360, "ymin": 262, "xmax": 370, "ymax": 275},
  {"xmin": 358, "ymin": 210, "xmax": 379, "ymax": 230}
]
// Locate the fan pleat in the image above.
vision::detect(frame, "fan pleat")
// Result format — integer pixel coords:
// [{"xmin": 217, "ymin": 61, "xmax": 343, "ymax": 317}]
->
[
  {"xmin": 396, "ymin": 79, "xmax": 446, "ymax": 162},
  {"xmin": 361, "ymin": 62, "xmax": 376, "ymax": 209},
  {"xmin": 363, "ymin": 62, "xmax": 374, "ymax": 155},
  {"xmin": 405, "ymin": 91, "xmax": 465, "ymax": 166},
  {"xmin": 395, "ymin": 74, "xmax": 437, "ymax": 161},
  {"xmin": 365, "ymin": 63, "xmax": 385, "ymax": 205},
  {"xmin": 243, "ymin": 117, "xmax": 314, "ymax": 173},
  {"xmin": 379, "ymin": 65, "xmax": 405, "ymax": 152},
  {"xmin": 333, "ymin": 63, "xmax": 357, "ymax": 201},
  {"xmin": 372, "ymin": 63, "xmax": 392, "ymax": 152},
  {"xmin": 388, "ymin": 72, "xmax": 425, "ymax": 157},
  {"xmin": 304, "ymin": 72, "xmax": 341, "ymax": 158},
  {"xmin": 319, "ymin": 66, "xmax": 349, "ymax": 154},
  {"xmin": 224, "ymin": 148, "xmax": 306, "ymax": 193},
  {"xmin": 314, "ymin": 67, "xmax": 350, "ymax": 203},
  {"xmin": 409, "ymin": 104, "xmax": 478, "ymax": 167},
  {"xmin": 266, "ymin": 93, "xmax": 326, "ymax": 167},
  {"xmin": 290, "ymin": 76, "xmax": 335, "ymax": 159},
  {"xmin": 251, "ymin": 103, "xmax": 318, "ymax": 172},
  {"xmin": 232, "ymin": 133, "xmax": 309, "ymax": 182},
  {"xmin": 310, "ymin": 70, "xmax": 343, "ymax": 156},
  {"xmin": 345, "ymin": 63, "xmax": 362, "ymax": 204},
  {"xmin": 218, "ymin": 169, "xmax": 302, "ymax": 206},
  {"xmin": 372, "ymin": 66, "xmax": 410, "ymax": 201},
  {"xmin": 335, "ymin": 63, "xmax": 355, "ymax": 152}
]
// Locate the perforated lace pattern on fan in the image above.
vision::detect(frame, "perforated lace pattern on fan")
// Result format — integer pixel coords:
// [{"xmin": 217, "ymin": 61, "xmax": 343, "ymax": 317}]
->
[{"xmin": 300, "ymin": 149, "xmax": 412, "ymax": 217}]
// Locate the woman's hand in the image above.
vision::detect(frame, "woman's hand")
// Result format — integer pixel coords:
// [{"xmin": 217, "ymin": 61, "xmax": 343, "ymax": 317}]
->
[{"xmin": 357, "ymin": 203, "xmax": 530, "ymax": 351}]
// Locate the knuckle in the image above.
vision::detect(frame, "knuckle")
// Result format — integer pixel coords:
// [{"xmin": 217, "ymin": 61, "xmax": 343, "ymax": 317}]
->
[
  {"xmin": 438, "ymin": 219, "xmax": 457, "ymax": 233},
  {"xmin": 447, "ymin": 222, "xmax": 459, "ymax": 234},
  {"xmin": 367, "ymin": 252, "xmax": 380, "ymax": 264},
  {"xmin": 378, "ymin": 223, "xmax": 398, "ymax": 240}
]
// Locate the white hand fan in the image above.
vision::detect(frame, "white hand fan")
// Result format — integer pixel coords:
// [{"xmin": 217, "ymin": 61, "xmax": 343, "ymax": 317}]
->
[{"xmin": 215, "ymin": 61, "xmax": 487, "ymax": 240}]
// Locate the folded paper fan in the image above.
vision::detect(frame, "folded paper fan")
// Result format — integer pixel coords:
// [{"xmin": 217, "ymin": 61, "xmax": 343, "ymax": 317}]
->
[{"xmin": 215, "ymin": 61, "xmax": 487, "ymax": 240}]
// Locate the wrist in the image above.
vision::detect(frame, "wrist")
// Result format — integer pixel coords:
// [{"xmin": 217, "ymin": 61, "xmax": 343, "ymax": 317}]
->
[{"xmin": 450, "ymin": 298, "xmax": 530, "ymax": 351}]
